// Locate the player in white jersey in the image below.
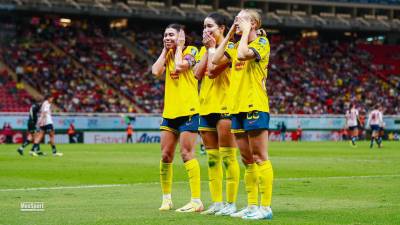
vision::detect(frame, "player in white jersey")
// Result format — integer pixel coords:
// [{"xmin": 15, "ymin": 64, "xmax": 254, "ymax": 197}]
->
[
  {"xmin": 367, "ymin": 105, "xmax": 383, "ymax": 149},
  {"xmin": 30, "ymin": 95, "xmax": 63, "ymax": 157},
  {"xmin": 345, "ymin": 103, "xmax": 359, "ymax": 147}
]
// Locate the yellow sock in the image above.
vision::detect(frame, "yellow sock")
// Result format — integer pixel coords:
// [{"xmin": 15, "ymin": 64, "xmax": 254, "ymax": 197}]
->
[
  {"xmin": 220, "ymin": 147, "xmax": 240, "ymax": 203},
  {"xmin": 184, "ymin": 159, "xmax": 201, "ymax": 199},
  {"xmin": 244, "ymin": 163, "xmax": 259, "ymax": 206},
  {"xmin": 206, "ymin": 149, "xmax": 223, "ymax": 203},
  {"xmin": 160, "ymin": 161, "xmax": 173, "ymax": 195},
  {"xmin": 258, "ymin": 160, "xmax": 273, "ymax": 207}
]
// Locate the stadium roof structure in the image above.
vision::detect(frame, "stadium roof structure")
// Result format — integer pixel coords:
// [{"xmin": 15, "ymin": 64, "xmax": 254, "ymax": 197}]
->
[{"xmin": 1, "ymin": 0, "xmax": 400, "ymax": 31}]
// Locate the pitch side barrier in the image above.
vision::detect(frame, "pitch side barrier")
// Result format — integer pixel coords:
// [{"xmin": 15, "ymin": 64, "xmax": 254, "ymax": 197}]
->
[{"xmin": 0, "ymin": 113, "xmax": 399, "ymax": 143}]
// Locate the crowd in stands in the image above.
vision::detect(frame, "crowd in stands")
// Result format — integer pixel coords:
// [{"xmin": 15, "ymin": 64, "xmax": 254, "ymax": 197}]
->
[
  {"xmin": 0, "ymin": 68, "xmax": 32, "ymax": 112},
  {"xmin": 0, "ymin": 30, "xmax": 128, "ymax": 112},
  {"xmin": 268, "ymin": 36, "xmax": 399, "ymax": 114},
  {"xmin": 0, "ymin": 19, "xmax": 398, "ymax": 114},
  {"xmin": 48, "ymin": 25, "xmax": 163, "ymax": 112}
]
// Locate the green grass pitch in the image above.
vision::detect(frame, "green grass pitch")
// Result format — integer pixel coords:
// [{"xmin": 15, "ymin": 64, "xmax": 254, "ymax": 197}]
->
[{"xmin": 1, "ymin": 141, "xmax": 400, "ymax": 225}]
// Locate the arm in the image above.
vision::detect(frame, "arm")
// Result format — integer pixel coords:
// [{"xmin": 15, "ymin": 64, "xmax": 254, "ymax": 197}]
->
[
  {"xmin": 237, "ymin": 17, "xmax": 256, "ymax": 61},
  {"xmin": 174, "ymin": 30, "xmax": 191, "ymax": 73},
  {"xmin": 212, "ymin": 23, "xmax": 236, "ymax": 66},
  {"xmin": 151, "ymin": 48, "xmax": 167, "ymax": 77},
  {"xmin": 207, "ymin": 53, "xmax": 229, "ymax": 79},
  {"xmin": 194, "ymin": 52, "xmax": 208, "ymax": 80}
]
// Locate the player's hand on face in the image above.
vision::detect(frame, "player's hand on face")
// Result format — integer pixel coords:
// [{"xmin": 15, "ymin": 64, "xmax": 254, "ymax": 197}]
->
[
  {"xmin": 207, "ymin": 32, "xmax": 216, "ymax": 48},
  {"xmin": 202, "ymin": 30, "xmax": 210, "ymax": 46},
  {"xmin": 177, "ymin": 29, "xmax": 186, "ymax": 47},
  {"xmin": 203, "ymin": 31, "xmax": 216, "ymax": 49},
  {"xmin": 238, "ymin": 16, "xmax": 251, "ymax": 32},
  {"xmin": 227, "ymin": 21, "xmax": 237, "ymax": 39}
]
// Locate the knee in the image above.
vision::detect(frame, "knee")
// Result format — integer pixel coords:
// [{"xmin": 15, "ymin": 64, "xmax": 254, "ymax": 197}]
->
[
  {"xmin": 241, "ymin": 156, "xmax": 254, "ymax": 165},
  {"xmin": 180, "ymin": 148, "xmax": 194, "ymax": 162},
  {"xmin": 161, "ymin": 151, "xmax": 173, "ymax": 163}
]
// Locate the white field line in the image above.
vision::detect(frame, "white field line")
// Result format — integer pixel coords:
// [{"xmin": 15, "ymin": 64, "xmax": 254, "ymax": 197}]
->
[{"xmin": 1, "ymin": 174, "xmax": 399, "ymax": 192}]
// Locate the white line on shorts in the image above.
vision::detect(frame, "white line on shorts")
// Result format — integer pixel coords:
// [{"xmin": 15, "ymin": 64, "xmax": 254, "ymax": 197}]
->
[{"xmin": 1, "ymin": 174, "xmax": 399, "ymax": 192}]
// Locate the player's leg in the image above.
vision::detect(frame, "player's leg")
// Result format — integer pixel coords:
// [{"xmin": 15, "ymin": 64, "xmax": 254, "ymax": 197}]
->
[
  {"xmin": 49, "ymin": 128, "xmax": 62, "ymax": 156},
  {"xmin": 378, "ymin": 129, "xmax": 383, "ymax": 147},
  {"xmin": 230, "ymin": 131, "xmax": 260, "ymax": 218},
  {"xmin": 159, "ymin": 130, "xmax": 179, "ymax": 211},
  {"xmin": 17, "ymin": 132, "xmax": 32, "ymax": 155},
  {"xmin": 370, "ymin": 126, "xmax": 378, "ymax": 148},
  {"xmin": 31, "ymin": 130, "xmax": 44, "ymax": 156},
  {"xmin": 229, "ymin": 113, "xmax": 258, "ymax": 218},
  {"xmin": 240, "ymin": 111, "xmax": 272, "ymax": 220},
  {"xmin": 246, "ymin": 129, "xmax": 273, "ymax": 220},
  {"xmin": 351, "ymin": 127, "xmax": 357, "ymax": 146},
  {"xmin": 176, "ymin": 130, "xmax": 204, "ymax": 212},
  {"xmin": 199, "ymin": 130, "xmax": 223, "ymax": 215},
  {"xmin": 216, "ymin": 118, "xmax": 240, "ymax": 216},
  {"xmin": 199, "ymin": 115, "xmax": 223, "ymax": 215}
]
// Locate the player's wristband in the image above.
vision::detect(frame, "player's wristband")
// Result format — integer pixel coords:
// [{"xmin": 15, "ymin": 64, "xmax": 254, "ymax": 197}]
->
[{"xmin": 208, "ymin": 47, "xmax": 216, "ymax": 54}]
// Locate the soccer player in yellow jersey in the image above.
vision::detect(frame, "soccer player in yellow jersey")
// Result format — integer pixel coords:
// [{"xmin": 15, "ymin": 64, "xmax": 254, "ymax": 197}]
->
[
  {"xmin": 194, "ymin": 13, "xmax": 240, "ymax": 216},
  {"xmin": 151, "ymin": 24, "xmax": 203, "ymax": 213},
  {"xmin": 212, "ymin": 9, "xmax": 274, "ymax": 220}
]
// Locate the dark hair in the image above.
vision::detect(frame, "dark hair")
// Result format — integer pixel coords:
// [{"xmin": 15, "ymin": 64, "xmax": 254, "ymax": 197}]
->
[
  {"xmin": 44, "ymin": 94, "xmax": 52, "ymax": 100},
  {"xmin": 166, "ymin": 23, "xmax": 184, "ymax": 32},
  {"xmin": 206, "ymin": 12, "xmax": 228, "ymax": 28}
]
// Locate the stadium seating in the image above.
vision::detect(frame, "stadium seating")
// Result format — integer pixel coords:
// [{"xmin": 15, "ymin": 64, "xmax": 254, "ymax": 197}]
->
[
  {"xmin": 0, "ymin": 20, "xmax": 398, "ymax": 114},
  {"xmin": 0, "ymin": 69, "xmax": 32, "ymax": 112},
  {"xmin": 0, "ymin": 39, "xmax": 128, "ymax": 112}
]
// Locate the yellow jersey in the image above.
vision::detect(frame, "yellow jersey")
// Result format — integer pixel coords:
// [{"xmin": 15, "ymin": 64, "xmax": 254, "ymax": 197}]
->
[
  {"xmin": 225, "ymin": 36, "xmax": 270, "ymax": 114},
  {"xmin": 198, "ymin": 46, "xmax": 231, "ymax": 115},
  {"xmin": 163, "ymin": 46, "xmax": 199, "ymax": 119}
]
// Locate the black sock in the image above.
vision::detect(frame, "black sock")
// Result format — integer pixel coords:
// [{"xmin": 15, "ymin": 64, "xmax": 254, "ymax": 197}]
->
[
  {"xmin": 370, "ymin": 138, "xmax": 374, "ymax": 148},
  {"xmin": 31, "ymin": 143, "xmax": 39, "ymax": 152},
  {"xmin": 51, "ymin": 144, "xmax": 57, "ymax": 154},
  {"xmin": 21, "ymin": 140, "xmax": 30, "ymax": 148}
]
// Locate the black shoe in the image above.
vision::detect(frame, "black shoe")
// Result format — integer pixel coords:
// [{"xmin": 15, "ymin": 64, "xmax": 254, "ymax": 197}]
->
[
  {"xmin": 37, "ymin": 151, "xmax": 47, "ymax": 156},
  {"xmin": 17, "ymin": 147, "xmax": 23, "ymax": 156}
]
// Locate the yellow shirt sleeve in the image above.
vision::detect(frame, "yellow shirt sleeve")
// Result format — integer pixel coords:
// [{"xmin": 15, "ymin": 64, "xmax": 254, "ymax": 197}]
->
[
  {"xmin": 197, "ymin": 46, "xmax": 207, "ymax": 63},
  {"xmin": 224, "ymin": 42, "xmax": 236, "ymax": 60},
  {"xmin": 248, "ymin": 37, "xmax": 270, "ymax": 62}
]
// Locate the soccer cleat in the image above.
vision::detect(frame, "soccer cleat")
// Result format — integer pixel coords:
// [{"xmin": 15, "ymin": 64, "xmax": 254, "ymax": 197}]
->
[
  {"xmin": 175, "ymin": 201, "xmax": 204, "ymax": 213},
  {"xmin": 17, "ymin": 147, "xmax": 24, "ymax": 156},
  {"xmin": 241, "ymin": 206, "xmax": 264, "ymax": 220},
  {"xmin": 230, "ymin": 206, "xmax": 253, "ymax": 218},
  {"xmin": 159, "ymin": 198, "xmax": 173, "ymax": 211},
  {"xmin": 201, "ymin": 203, "xmax": 223, "ymax": 215},
  {"xmin": 29, "ymin": 151, "xmax": 38, "ymax": 157},
  {"xmin": 53, "ymin": 152, "xmax": 63, "ymax": 157},
  {"xmin": 215, "ymin": 203, "xmax": 237, "ymax": 216},
  {"xmin": 37, "ymin": 151, "xmax": 47, "ymax": 156},
  {"xmin": 242, "ymin": 206, "xmax": 273, "ymax": 220},
  {"xmin": 260, "ymin": 206, "xmax": 273, "ymax": 220}
]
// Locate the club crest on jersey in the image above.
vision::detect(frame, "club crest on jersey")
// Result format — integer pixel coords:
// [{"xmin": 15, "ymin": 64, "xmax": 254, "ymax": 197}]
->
[
  {"xmin": 258, "ymin": 38, "xmax": 267, "ymax": 45},
  {"xmin": 234, "ymin": 61, "xmax": 246, "ymax": 71},
  {"xmin": 228, "ymin": 43, "xmax": 235, "ymax": 49},
  {"xmin": 191, "ymin": 48, "xmax": 197, "ymax": 56}
]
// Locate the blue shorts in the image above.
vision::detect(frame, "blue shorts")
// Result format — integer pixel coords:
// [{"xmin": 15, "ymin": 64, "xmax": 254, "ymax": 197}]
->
[
  {"xmin": 199, "ymin": 113, "xmax": 230, "ymax": 132},
  {"xmin": 160, "ymin": 114, "xmax": 199, "ymax": 134},
  {"xmin": 349, "ymin": 126, "xmax": 358, "ymax": 131},
  {"xmin": 370, "ymin": 125, "xmax": 380, "ymax": 132},
  {"xmin": 231, "ymin": 111, "xmax": 270, "ymax": 133},
  {"xmin": 40, "ymin": 124, "xmax": 54, "ymax": 134}
]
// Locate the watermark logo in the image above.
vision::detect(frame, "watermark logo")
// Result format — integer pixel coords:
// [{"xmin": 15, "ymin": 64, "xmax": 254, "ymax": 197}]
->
[{"xmin": 20, "ymin": 202, "xmax": 44, "ymax": 212}]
